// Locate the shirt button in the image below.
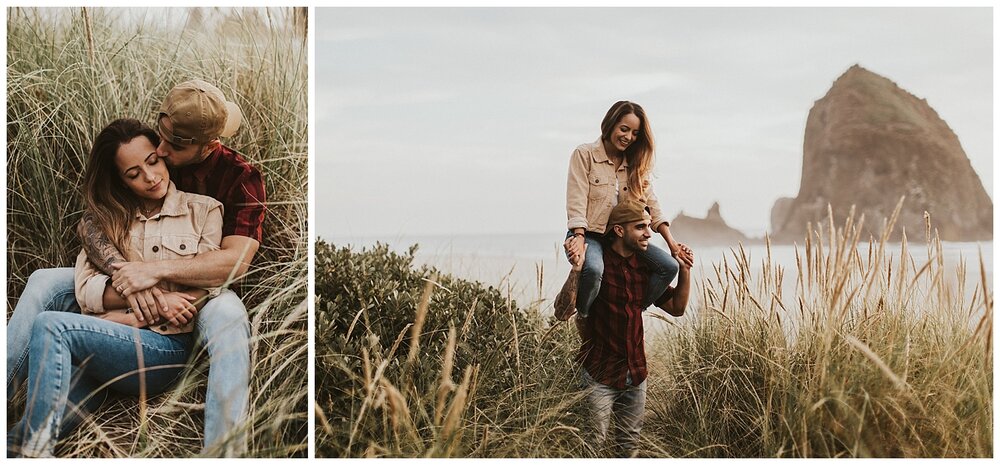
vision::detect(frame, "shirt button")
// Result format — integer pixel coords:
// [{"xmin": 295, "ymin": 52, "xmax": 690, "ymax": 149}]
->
[
  {"xmin": 179, "ymin": 244, "xmax": 186, "ymax": 250},
  {"xmin": 152, "ymin": 245, "xmax": 159, "ymax": 253}
]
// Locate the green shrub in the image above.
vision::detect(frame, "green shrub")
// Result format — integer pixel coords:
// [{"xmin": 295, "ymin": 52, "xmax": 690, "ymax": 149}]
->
[{"xmin": 315, "ymin": 240, "xmax": 586, "ymax": 457}]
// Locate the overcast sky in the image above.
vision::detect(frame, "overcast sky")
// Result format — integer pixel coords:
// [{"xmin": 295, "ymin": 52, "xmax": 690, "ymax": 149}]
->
[{"xmin": 316, "ymin": 7, "xmax": 992, "ymax": 238}]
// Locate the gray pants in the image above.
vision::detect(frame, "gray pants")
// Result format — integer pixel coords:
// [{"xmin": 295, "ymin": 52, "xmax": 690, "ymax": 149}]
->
[{"xmin": 581, "ymin": 368, "xmax": 647, "ymax": 457}]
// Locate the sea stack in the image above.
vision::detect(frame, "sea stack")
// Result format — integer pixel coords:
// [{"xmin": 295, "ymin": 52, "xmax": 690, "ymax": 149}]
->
[
  {"xmin": 771, "ymin": 65, "xmax": 992, "ymax": 242},
  {"xmin": 671, "ymin": 202, "xmax": 749, "ymax": 246}
]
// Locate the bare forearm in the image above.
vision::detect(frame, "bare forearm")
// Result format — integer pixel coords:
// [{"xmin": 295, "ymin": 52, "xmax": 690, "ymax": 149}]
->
[
  {"xmin": 157, "ymin": 247, "xmax": 252, "ymax": 288},
  {"xmin": 78, "ymin": 212, "xmax": 126, "ymax": 275},
  {"xmin": 101, "ymin": 285, "xmax": 129, "ymax": 311},
  {"xmin": 554, "ymin": 269, "xmax": 580, "ymax": 321},
  {"xmin": 662, "ymin": 268, "xmax": 691, "ymax": 316},
  {"xmin": 657, "ymin": 223, "xmax": 677, "ymax": 250}
]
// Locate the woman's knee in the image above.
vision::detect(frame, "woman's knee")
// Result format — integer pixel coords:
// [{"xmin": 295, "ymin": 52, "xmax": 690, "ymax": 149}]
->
[
  {"xmin": 31, "ymin": 312, "xmax": 74, "ymax": 336},
  {"xmin": 19, "ymin": 268, "xmax": 76, "ymax": 308},
  {"xmin": 196, "ymin": 291, "xmax": 250, "ymax": 336},
  {"xmin": 660, "ymin": 254, "xmax": 679, "ymax": 277},
  {"xmin": 647, "ymin": 248, "xmax": 679, "ymax": 278},
  {"xmin": 27, "ymin": 267, "xmax": 71, "ymax": 285}
]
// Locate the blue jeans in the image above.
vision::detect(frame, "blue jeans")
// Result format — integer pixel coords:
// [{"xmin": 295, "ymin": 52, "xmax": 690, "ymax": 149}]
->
[
  {"xmin": 6, "ymin": 267, "xmax": 251, "ymax": 456},
  {"xmin": 581, "ymin": 368, "xmax": 647, "ymax": 457},
  {"xmin": 7, "ymin": 312, "xmax": 192, "ymax": 457},
  {"xmin": 566, "ymin": 232, "xmax": 679, "ymax": 317},
  {"xmin": 196, "ymin": 289, "xmax": 250, "ymax": 456}
]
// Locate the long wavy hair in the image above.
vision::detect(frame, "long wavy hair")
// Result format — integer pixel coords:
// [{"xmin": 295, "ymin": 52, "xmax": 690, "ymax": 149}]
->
[
  {"xmin": 600, "ymin": 100, "xmax": 655, "ymax": 200},
  {"xmin": 82, "ymin": 118, "xmax": 161, "ymax": 258}
]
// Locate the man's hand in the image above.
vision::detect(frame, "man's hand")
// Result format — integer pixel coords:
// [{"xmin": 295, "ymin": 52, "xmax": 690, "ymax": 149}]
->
[
  {"xmin": 126, "ymin": 287, "xmax": 167, "ymax": 324},
  {"xmin": 675, "ymin": 243, "xmax": 694, "ymax": 269},
  {"xmin": 111, "ymin": 261, "xmax": 162, "ymax": 296},
  {"xmin": 158, "ymin": 291, "xmax": 200, "ymax": 326},
  {"xmin": 564, "ymin": 234, "xmax": 586, "ymax": 266},
  {"xmin": 670, "ymin": 242, "xmax": 695, "ymax": 268},
  {"xmin": 569, "ymin": 243, "xmax": 586, "ymax": 272}
]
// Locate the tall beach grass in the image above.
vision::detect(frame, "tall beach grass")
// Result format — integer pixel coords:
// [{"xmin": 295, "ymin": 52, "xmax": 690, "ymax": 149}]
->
[
  {"xmin": 6, "ymin": 7, "xmax": 307, "ymax": 457},
  {"xmin": 316, "ymin": 201, "xmax": 991, "ymax": 457}
]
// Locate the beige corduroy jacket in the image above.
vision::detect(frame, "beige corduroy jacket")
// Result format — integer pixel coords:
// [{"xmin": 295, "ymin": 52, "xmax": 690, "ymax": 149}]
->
[
  {"xmin": 74, "ymin": 182, "xmax": 223, "ymax": 335},
  {"xmin": 566, "ymin": 138, "xmax": 667, "ymax": 234}
]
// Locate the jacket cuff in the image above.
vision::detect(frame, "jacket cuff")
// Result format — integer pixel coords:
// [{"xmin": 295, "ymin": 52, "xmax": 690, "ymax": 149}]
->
[
  {"xmin": 81, "ymin": 275, "xmax": 110, "ymax": 314},
  {"xmin": 651, "ymin": 218, "xmax": 669, "ymax": 231},
  {"xmin": 567, "ymin": 217, "xmax": 588, "ymax": 231}
]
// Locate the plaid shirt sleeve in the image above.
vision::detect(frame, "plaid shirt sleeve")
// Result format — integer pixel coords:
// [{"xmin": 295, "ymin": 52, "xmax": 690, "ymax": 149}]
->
[{"xmin": 223, "ymin": 167, "xmax": 266, "ymax": 243}]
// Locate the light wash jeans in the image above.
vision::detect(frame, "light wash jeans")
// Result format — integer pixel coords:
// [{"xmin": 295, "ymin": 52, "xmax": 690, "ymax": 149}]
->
[
  {"xmin": 5, "ymin": 267, "xmax": 251, "ymax": 457},
  {"xmin": 566, "ymin": 231, "xmax": 680, "ymax": 317},
  {"xmin": 581, "ymin": 368, "xmax": 647, "ymax": 457},
  {"xmin": 7, "ymin": 312, "xmax": 192, "ymax": 457}
]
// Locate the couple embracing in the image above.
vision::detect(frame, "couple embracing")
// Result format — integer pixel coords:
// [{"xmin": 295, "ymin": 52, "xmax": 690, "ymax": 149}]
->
[{"xmin": 7, "ymin": 80, "xmax": 265, "ymax": 457}]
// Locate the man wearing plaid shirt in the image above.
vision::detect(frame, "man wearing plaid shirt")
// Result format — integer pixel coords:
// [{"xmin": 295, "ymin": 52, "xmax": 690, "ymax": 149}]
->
[
  {"xmin": 555, "ymin": 199, "xmax": 693, "ymax": 457},
  {"xmin": 7, "ymin": 80, "xmax": 263, "ymax": 457}
]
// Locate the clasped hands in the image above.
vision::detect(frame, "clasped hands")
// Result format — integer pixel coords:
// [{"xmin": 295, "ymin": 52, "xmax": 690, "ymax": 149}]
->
[
  {"xmin": 563, "ymin": 234, "xmax": 696, "ymax": 269},
  {"xmin": 671, "ymin": 243, "xmax": 695, "ymax": 269},
  {"xmin": 563, "ymin": 234, "xmax": 587, "ymax": 270},
  {"xmin": 110, "ymin": 261, "xmax": 196, "ymax": 327}
]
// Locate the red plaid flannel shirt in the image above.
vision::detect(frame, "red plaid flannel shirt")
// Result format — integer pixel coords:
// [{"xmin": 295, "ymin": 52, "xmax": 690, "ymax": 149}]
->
[
  {"xmin": 173, "ymin": 144, "xmax": 266, "ymax": 243},
  {"xmin": 577, "ymin": 247, "xmax": 649, "ymax": 389}
]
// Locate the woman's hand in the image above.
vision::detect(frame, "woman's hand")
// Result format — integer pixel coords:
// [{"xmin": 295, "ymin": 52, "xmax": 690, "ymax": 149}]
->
[
  {"xmin": 568, "ymin": 243, "xmax": 587, "ymax": 271},
  {"xmin": 158, "ymin": 291, "xmax": 200, "ymax": 326},
  {"xmin": 126, "ymin": 288, "xmax": 167, "ymax": 325},
  {"xmin": 673, "ymin": 243, "xmax": 695, "ymax": 269},
  {"xmin": 563, "ymin": 233, "xmax": 586, "ymax": 265}
]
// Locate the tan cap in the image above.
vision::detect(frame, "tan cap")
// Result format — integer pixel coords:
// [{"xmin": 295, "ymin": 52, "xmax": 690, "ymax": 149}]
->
[
  {"xmin": 608, "ymin": 199, "xmax": 651, "ymax": 226},
  {"xmin": 158, "ymin": 79, "xmax": 242, "ymax": 145}
]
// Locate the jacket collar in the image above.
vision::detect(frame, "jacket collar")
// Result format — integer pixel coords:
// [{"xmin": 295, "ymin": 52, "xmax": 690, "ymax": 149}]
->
[
  {"xmin": 136, "ymin": 181, "xmax": 185, "ymax": 220},
  {"xmin": 591, "ymin": 137, "xmax": 630, "ymax": 168}
]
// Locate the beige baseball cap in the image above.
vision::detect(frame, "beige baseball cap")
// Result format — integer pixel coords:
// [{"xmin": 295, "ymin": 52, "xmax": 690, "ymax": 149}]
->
[
  {"xmin": 607, "ymin": 199, "xmax": 652, "ymax": 226},
  {"xmin": 158, "ymin": 79, "xmax": 242, "ymax": 145}
]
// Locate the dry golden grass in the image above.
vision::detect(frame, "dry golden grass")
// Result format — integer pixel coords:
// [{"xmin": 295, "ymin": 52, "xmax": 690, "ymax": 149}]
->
[{"xmin": 316, "ymin": 199, "xmax": 991, "ymax": 457}]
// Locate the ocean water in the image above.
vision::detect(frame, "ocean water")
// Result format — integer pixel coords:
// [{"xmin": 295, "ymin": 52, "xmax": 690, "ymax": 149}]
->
[{"xmin": 329, "ymin": 233, "xmax": 993, "ymax": 331}]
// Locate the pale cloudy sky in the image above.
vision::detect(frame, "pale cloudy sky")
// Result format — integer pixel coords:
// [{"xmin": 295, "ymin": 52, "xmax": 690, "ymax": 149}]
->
[{"xmin": 315, "ymin": 7, "xmax": 992, "ymax": 238}]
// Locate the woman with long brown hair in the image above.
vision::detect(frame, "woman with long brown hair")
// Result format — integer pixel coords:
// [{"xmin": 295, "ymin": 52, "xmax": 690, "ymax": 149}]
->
[
  {"xmin": 6, "ymin": 118, "xmax": 222, "ymax": 457},
  {"xmin": 564, "ymin": 100, "xmax": 694, "ymax": 317}
]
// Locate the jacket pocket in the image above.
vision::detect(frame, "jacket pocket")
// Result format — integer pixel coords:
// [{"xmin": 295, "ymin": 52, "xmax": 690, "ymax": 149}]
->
[
  {"xmin": 160, "ymin": 235, "xmax": 199, "ymax": 258},
  {"xmin": 588, "ymin": 176, "xmax": 610, "ymax": 203}
]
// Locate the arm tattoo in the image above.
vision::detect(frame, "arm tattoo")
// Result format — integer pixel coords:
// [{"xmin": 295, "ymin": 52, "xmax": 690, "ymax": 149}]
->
[
  {"xmin": 554, "ymin": 269, "xmax": 581, "ymax": 321},
  {"xmin": 78, "ymin": 211, "xmax": 126, "ymax": 275}
]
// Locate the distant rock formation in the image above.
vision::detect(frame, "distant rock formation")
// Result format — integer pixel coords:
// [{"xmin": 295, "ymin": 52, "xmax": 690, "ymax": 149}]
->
[
  {"xmin": 672, "ymin": 202, "xmax": 749, "ymax": 246},
  {"xmin": 771, "ymin": 65, "xmax": 992, "ymax": 242}
]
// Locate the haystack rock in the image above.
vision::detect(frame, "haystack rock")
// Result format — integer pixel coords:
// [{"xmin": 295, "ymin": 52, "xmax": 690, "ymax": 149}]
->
[
  {"xmin": 771, "ymin": 65, "xmax": 992, "ymax": 242},
  {"xmin": 671, "ymin": 202, "xmax": 749, "ymax": 246}
]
